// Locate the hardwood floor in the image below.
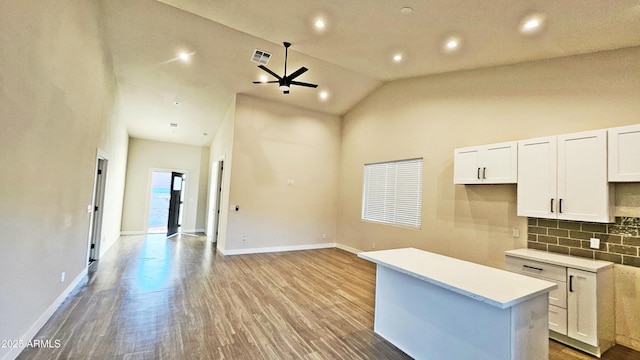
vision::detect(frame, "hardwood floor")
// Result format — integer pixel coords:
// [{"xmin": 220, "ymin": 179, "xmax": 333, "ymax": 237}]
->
[{"xmin": 17, "ymin": 234, "xmax": 640, "ymax": 359}]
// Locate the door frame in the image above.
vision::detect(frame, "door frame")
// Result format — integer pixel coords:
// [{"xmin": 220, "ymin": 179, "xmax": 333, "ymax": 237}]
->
[{"xmin": 86, "ymin": 149, "xmax": 109, "ymax": 264}]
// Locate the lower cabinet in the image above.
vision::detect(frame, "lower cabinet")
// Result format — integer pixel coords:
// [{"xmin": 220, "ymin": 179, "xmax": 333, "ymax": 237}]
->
[
  {"xmin": 567, "ymin": 268, "xmax": 598, "ymax": 347},
  {"xmin": 505, "ymin": 249, "xmax": 614, "ymax": 357}
]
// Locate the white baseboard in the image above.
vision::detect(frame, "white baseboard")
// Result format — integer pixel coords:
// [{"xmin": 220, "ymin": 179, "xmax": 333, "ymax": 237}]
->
[
  {"xmin": 221, "ymin": 242, "xmax": 337, "ymax": 256},
  {"xmin": 3, "ymin": 269, "xmax": 87, "ymax": 360},
  {"xmin": 336, "ymin": 243, "xmax": 363, "ymax": 254},
  {"xmin": 120, "ymin": 230, "xmax": 205, "ymax": 236},
  {"xmin": 119, "ymin": 230, "xmax": 146, "ymax": 236}
]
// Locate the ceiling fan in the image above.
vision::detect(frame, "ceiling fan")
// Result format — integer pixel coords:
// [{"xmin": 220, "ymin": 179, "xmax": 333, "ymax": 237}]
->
[{"xmin": 253, "ymin": 42, "xmax": 318, "ymax": 94}]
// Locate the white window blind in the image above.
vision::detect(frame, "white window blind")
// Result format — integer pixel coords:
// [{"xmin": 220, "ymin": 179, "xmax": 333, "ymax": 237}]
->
[{"xmin": 361, "ymin": 158, "xmax": 423, "ymax": 229}]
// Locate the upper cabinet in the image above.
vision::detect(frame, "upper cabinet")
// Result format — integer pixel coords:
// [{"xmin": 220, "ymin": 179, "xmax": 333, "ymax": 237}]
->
[
  {"xmin": 453, "ymin": 141, "xmax": 517, "ymax": 184},
  {"xmin": 517, "ymin": 130, "xmax": 613, "ymax": 223},
  {"xmin": 608, "ymin": 124, "xmax": 640, "ymax": 182}
]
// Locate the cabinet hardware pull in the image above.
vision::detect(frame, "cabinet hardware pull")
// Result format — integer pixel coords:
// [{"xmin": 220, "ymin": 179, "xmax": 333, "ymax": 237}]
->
[
  {"xmin": 559, "ymin": 199, "xmax": 563, "ymax": 213},
  {"xmin": 483, "ymin": 167, "xmax": 486, "ymax": 179},
  {"xmin": 523, "ymin": 265, "xmax": 543, "ymax": 272},
  {"xmin": 569, "ymin": 275, "xmax": 573, "ymax": 292},
  {"xmin": 550, "ymin": 199, "xmax": 554, "ymax": 213},
  {"xmin": 477, "ymin": 167, "xmax": 481, "ymax": 180}
]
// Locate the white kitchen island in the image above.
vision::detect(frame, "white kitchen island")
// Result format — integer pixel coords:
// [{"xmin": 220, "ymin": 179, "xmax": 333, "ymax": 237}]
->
[{"xmin": 358, "ymin": 248, "xmax": 557, "ymax": 360}]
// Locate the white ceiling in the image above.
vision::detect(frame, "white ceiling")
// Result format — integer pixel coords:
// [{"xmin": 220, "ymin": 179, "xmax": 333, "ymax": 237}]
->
[{"xmin": 99, "ymin": 0, "xmax": 640, "ymax": 146}]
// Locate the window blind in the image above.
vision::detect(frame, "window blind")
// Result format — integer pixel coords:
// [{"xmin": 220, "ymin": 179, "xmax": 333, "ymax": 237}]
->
[{"xmin": 361, "ymin": 158, "xmax": 423, "ymax": 228}]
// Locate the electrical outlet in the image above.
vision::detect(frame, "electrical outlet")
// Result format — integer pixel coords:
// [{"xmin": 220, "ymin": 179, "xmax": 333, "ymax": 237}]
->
[
  {"xmin": 242, "ymin": 236, "xmax": 246, "ymax": 242},
  {"xmin": 590, "ymin": 237, "xmax": 600, "ymax": 249},
  {"xmin": 322, "ymin": 234, "xmax": 326, "ymax": 239},
  {"xmin": 61, "ymin": 272, "xmax": 66, "ymax": 282},
  {"xmin": 372, "ymin": 242, "xmax": 376, "ymax": 249},
  {"xmin": 512, "ymin": 228, "xmax": 520, "ymax": 238}
]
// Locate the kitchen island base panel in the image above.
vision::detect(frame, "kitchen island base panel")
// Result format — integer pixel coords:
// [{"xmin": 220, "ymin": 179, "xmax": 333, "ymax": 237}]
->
[{"xmin": 374, "ymin": 264, "xmax": 550, "ymax": 360}]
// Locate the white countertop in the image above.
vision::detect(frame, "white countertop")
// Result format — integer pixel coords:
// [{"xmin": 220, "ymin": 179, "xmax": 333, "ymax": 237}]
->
[
  {"xmin": 358, "ymin": 248, "xmax": 556, "ymax": 309},
  {"xmin": 505, "ymin": 248, "xmax": 613, "ymax": 272}
]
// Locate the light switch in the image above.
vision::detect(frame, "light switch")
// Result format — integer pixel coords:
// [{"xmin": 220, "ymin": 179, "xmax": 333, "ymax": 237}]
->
[{"xmin": 590, "ymin": 237, "xmax": 600, "ymax": 249}]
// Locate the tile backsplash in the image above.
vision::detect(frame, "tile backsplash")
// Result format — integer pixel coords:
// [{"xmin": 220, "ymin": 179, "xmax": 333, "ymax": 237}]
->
[{"xmin": 527, "ymin": 217, "xmax": 640, "ymax": 267}]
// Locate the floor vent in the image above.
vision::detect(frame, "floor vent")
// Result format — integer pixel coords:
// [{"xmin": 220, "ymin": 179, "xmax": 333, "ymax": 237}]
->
[{"xmin": 251, "ymin": 49, "xmax": 271, "ymax": 65}]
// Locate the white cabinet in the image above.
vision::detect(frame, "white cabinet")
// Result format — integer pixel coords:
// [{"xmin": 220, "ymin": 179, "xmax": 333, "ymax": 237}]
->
[
  {"xmin": 453, "ymin": 141, "xmax": 517, "ymax": 184},
  {"xmin": 517, "ymin": 129, "xmax": 613, "ymax": 223},
  {"xmin": 505, "ymin": 249, "xmax": 614, "ymax": 357},
  {"xmin": 567, "ymin": 268, "xmax": 598, "ymax": 347},
  {"xmin": 608, "ymin": 124, "xmax": 640, "ymax": 182}
]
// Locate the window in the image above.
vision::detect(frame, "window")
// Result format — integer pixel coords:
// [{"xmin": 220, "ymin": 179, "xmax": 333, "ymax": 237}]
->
[{"xmin": 361, "ymin": 158, "xmax": 423, "ymax": 229}]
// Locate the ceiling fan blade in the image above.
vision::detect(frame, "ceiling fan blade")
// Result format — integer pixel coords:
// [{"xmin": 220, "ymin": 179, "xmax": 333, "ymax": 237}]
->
[
  {"xmin": 252, "ymin": 80, "xmax": 279, "ymax": 84},
  {"xmin": 290, "ymin": 81, "xmax": 318, "ymax": 88},
  {"xmin": 258, "ymin": 65, "xmax": 282, "ymax": 80},
  {"xmin": 287, "ymin": 67, "xmax": 308, "ymax": 80}
]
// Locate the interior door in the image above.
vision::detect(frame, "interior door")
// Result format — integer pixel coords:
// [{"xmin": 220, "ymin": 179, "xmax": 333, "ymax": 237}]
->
[
  {"xmin": 167, "ymin": 172, "xmax": 184, "ymax": 237},
  {"xmin": 206, "ymin": 160, "xmax": 224, "ymax": 243},
  {"xmin": 89, "ymin": 158, "xmax": 108, "ymax": 263}
]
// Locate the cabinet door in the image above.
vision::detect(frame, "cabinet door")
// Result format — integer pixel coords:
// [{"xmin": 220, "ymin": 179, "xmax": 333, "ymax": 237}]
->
[
  {"xmin": 482, "ymin": 142, "xmax": 517, "ymax": 183},
  {"xmin": 557, "ymin": 130, "xmax": 611, "ymax": 223},
  {"xmin": 453, "ymin": 147, "xmax": 481, "ymax": 184},
  {"xmin": 608, "ymin": 124, "xmax": 640, "ymax": 182},
  {"xmin": 517, "ymin": 136, "xmax": 557, "ymax": 218},
  {"xmin": 567, "ymin": 268, "xmax": 598, "ymax": 347}
]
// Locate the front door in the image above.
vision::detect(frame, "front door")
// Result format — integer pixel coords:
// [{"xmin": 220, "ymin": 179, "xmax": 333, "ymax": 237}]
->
[{"xmin": 167, "ymin": 172, "xmax": 184, "ymax": 237}]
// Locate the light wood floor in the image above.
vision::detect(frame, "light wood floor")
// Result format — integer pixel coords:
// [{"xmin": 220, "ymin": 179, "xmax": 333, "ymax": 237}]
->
[{"xmin": 18, "ymin": 234, "xmax": 640, "ymax": 359}]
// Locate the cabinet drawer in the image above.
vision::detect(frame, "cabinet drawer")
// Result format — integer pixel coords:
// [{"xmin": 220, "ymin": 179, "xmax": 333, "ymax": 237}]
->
[
  {"xmin": 505, "ymin": 256, "xmax": 566, "ymax": 282},
  {"xmin": 549, "ymin": 280, "xmax": 567, "ymax": 308},
  {"xmin": 549, "ymin": 305, "xmax": 568, "ymax": 335}
]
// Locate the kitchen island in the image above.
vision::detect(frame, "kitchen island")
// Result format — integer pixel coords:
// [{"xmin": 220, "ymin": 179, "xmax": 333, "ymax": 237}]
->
[{"xmin": 358, "ymin": 248, "xmax": 557, "ymax": 360}]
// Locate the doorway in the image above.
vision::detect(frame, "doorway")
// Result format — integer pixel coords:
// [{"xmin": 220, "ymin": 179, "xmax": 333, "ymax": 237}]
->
[
  {"xmin": 206, "ymin": 160, "xmax": 224, "ymax": 243},
  {"xmin": 89, "ymin": 156, "xmax": 108, "ymax": 265},
  {"xmin": 148, "ymin": 171, "xmax": 185, "ymax": 236},
  {"xmin": 148, "ymin": 171, "xmax": 172, "ymax": 234}
]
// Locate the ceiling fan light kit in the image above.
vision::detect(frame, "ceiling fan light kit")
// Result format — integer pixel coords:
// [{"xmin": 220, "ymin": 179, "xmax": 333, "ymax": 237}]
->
[{"xmin": 253, "ymin": 42, "xmax": 319, "ymax": 95}]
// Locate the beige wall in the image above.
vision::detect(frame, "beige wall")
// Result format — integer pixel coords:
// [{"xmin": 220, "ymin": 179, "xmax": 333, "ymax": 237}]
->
[
  {"xmin": 338, "ymin": 46, "xmax": 640, "ymax": 349},
  {"xmin": 208, "ymin": 96, "xmax": 236, "ymax": 251},
  {"xmin": 0, "ymin": 1, "xmax": 128, "ymax": 358},
  {"xmin": 220, "ymin": 94, "xmax": 341, "ymax": 253},
  {"xmin": 121, "ymin": 138, "xmax": 209, "ymax": 234}
]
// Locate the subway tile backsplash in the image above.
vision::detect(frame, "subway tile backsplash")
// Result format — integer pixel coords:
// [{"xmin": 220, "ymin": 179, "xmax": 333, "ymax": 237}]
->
[{"xmin": 527, "ymin": 217, "xmax": 640, "ymax": 267}]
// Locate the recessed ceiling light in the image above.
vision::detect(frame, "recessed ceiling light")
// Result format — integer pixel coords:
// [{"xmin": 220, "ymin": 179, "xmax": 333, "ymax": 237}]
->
[
  {"xmin": 203, "ymin": 132, "xmax": 208, "ymax": 136},
  {"xmin": 319, "ymin": 91, "xmax": 329, "ymax": 100},
  {"xmin": 173, "ymin": 101, "xmax": 182, "ymax": 106},
  {"xmin": 442, "ymin": 35, "xmax": 463, "ymax": 54},
  {"xmin": 519, "ymin": 13, "xmax": 547, "ymax": 35},
  {"xmin": 170, "ymin": 123, "xmax": 178, "ymax": 128},
  {"xmin": 400, "ymin": 7, "xmax": 413, "ymax": 14},
  {"xmin": 393, "ymin": 54, "xmax": 403, "ymax": 62},
  {"xmin": 315, "ymin": 19, "xmax": 326, "ymax": 29}
]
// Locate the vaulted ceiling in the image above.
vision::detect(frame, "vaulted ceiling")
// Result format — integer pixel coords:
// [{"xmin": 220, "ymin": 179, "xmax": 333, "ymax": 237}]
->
[{"xmin": 99, "ymin": 0, "xmax": 640, "ymax": 146}]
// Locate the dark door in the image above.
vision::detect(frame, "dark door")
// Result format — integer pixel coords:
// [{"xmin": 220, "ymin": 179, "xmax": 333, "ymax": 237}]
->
[{"xmin": 167, "ymin": 172, "xmax": 184, "ymax": 237}]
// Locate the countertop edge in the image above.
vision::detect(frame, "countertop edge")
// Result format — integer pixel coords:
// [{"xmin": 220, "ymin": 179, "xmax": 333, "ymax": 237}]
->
[
  {"xmin": 505, "ymin": 249, "xmax": 614, "ymax": 272},
  {"xmin": 358, "ymin": 251, "xmax": 556, "ymax": 310}
]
